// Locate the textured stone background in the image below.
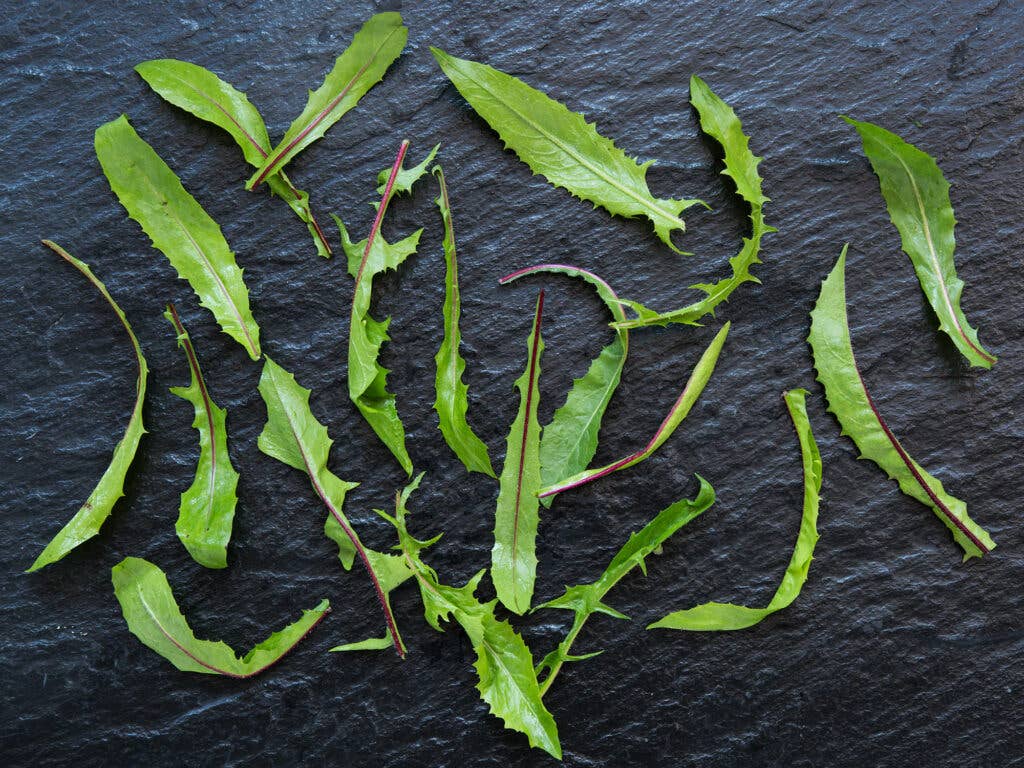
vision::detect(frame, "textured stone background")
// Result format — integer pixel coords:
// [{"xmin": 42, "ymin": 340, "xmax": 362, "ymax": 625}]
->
[{"xmin": 2, "ymin": 1, "xmax": 1022, "ymax": 765}]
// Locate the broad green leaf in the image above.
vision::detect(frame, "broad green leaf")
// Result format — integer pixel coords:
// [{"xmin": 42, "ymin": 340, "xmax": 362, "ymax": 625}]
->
[
  {"xmin": 95, "ymin": 115, "xmax": 261, "ymax": 359},
  {"xmin": 431, "ymin": 47, "xmax": 703, "ymax": 253},
  {"xmin": 649, "ymin": 389, "xmax": 822, "ymax": 631},
  {"xmin": 378, "ymin": 480, "xmax": 561, "ymax": 759},
  {"xmin": 135, "ymin": 59, "xmax": 332, "ymax": 257},
  {"xmin": 534, "ymin": 477, "xmax": 715, "ymax": 696},
  {"xmin": 28, "ymin": 241, "xmax": 149, "ymax": 572},
  {"xmin": 340, "ymin": 141, "xmax": 434, "ymax": 476},
  {"xmin": 539, "ymin": 322, "xmax": 729, "ymax": 498},
  {"xmin": 492, "ymin": 293, "xmax": 546, "ymax": 615},
  {"xmin": 808, "ymin": 246, "xmax": 994, "ymax": 559},
  {"xmin": 257, "ymin": 357, "xmax": 408, "ymax": 655},
  {"xmin": 614, "ymin": 75, "xmax": 774, "ymax": 329},
  {"xmin": 501, "ymin": 264, "xmax": 629, "ymax": 508},
  {"xmin": 432, "ymin": 166, "xmax": 495, "ymax": 478},
  {"xmin": 247, "ymin": 12, "xmax": 408, "ymax": 189},
  {"xmin": 112, "ymin": 556, "xmax": 328, "ymax": 676},
  {"xmin": 843, "ymin": 116, "xmax": 995, "ymax": 368},
  {"xmin": 164, "ymin": 303, "xmax": 239, "ymax": 569}
]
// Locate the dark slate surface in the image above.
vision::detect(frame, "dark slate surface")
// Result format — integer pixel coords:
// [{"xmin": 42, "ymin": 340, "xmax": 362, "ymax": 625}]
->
[{"xmin": 2, "ymin": 0, "xmax": 1022, "ymax": 765}]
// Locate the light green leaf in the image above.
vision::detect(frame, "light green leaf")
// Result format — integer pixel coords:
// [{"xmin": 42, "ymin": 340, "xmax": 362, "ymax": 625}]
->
[
  {"xmin": 843, "ymin": 116, "xmax": 995, "ymax": 368},
  {"xmin": 112, "ymin": 556, "xmax": 328, "ymax": 676},
  {"xmin": 492, "ymin": 293, "xmax": 546, "ymax": 615},
  {"xmin": 808, "ymin": 245, "xmax": 994, "ymax": 559},
  {"xmin": 95, "ymin": 115, "xmax": 261, "ymax": 359},
  {"xmin": 163, "ymin": 304, "xmax": 239, "ymax": 570},
  {"xmin": 247, "ymin": 12, "xmax": 408, "ymax": 189},
  {"xmin": 539, "ymin": 322, "xmax": 729, "ymax": 498},
  {"xmin": 431, "ymin": 47, "xmax": 702, "ymax": 253},
  {"xmin": 28, "ymin": 242, "xmax": 149, "ymax": 572},
  {"xmin": 649, "ymin": 389, "xmax": 821, "ymax": 631},
  {"xmin": 432, "ymin": 165, "xmax": 495, "ymax": 477},
  {"xmin": 257, "ymin": 357, "xmax": 409, "ymax": 655},
  {"xmin": 135, "ymin": 58, "xmax": 332, "ymax": 258},
  {"xmin": 535, "ymin": 477, "xmax": 715, "ymax": 696},
  {"xmin": 614, "ymin": 75, "xmax": 774, "ymax": 329}
]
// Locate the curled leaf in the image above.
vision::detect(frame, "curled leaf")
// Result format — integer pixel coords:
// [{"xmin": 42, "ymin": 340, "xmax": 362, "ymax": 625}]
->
[{"xmin": 649, "ymin": 389, "xmax": 821, "ymax": 631}]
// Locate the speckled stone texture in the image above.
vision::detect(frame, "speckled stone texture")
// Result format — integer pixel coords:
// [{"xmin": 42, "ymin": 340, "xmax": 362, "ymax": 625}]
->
[{"xmin": 2, "ymin": 0, "xmax": 1022, "ymax": 765}]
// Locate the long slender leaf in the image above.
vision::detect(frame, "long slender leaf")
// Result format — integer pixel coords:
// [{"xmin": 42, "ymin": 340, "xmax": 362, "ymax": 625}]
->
[
  {"xmin": 539, "ymin": 322, "xmax": 730, "ymax": 498},
  {"xmin": 614, "ymin": 75, "xmax": 774, "ymax": 329},
  {"xmin": 808, "ymin": 245, "xmax": 994, "ymax": 559},
  {"xmin": 500, "ymin": 263, "xmax": 628, "ymax": 508},
  {"xmin": 843, "ymin": 116, "xmax": 995, "ymax": 368},
  {"xmin": 432, "ymin": 165, "xmax": 495, "ymax": 477},
  {"xmin": 247, "ymin": 12, "xmax": 408, "ymax": 189},
  {"xmin": 112, "ymin": 557, "xmax": 328, "ymax": 676},
  {"xmin": 534, "ymin": 476, "xmax": 714, "ymax": 696},
  {"xmin": 431, "ymin": 47, "xmax": 703, "ymax": 253},
  {"xmin": 95, "ymin": 115, "xmax": 261, "ymax": 359},
  {"xmin": 28, "ymin": 241, "xmax": 149, "ymax": 572},
  {"xmin": 257, "ymin": 357, "xmax": 408, "ymax": 655},
  {"xmin": 649, "ymin": 389, "xmax": 821, "ymax": 631},
  {"xmin": 164, "ymin": 303, "xmax": 239, "ymax": 569},
  {"xmin": 135, "ymin": 59, "xmax": 332, "ymax": 257},
  {"xmin": 492, "ymin": 292, "xmax": 546, "ymax": 615}
]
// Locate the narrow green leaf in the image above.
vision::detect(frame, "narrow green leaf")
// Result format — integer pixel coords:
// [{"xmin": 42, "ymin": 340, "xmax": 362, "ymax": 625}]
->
[
  {"xmin": 539, "ymin": 322, "xmax": 729, "ymax": 498},
  {"xmin": 135, "ymin": 59, "xmax": 332, "ymax": 257},
  {"xmin": 649, "ymin": 389, "xmax": 822, "ymax": 631},
  {"xmin": 535, "ymin": 477, "xmax": 715, "ymax": 696},
  {"xmin": 492, "ymin": 293, "xmax": 546, "ymax": 615},
  {"xmin": 843, "ymin": 116, "xmax": 995, "ymax": 368},
  {"xmin": 431, "ymin": 47, "xmax": 703, "ymax": 253},
  {"xmin": 28, "ymin": 242, "xmax": 149, "ymax": 572},
  {"xmin": 500, "ymin": 264, "xmax": 629, "ymax": 508},
  {"xmin": 163, "ymin": 303, "xmax": 239, "ymax": 570},
  {"xmin": 111, "ymin": 556, "xmax": 328, "ymax": 676},
  {"xmin": 432, "ymin": 165, "xmax": 495, "ymax": 477},
  {"xmin": 95, "ymin": 115, "xmax": 261, "ymax": 359},
  {"xmin": 247, "ymin": 12, "xmax": 408, "ymax": 189},
  {"xmin": 808, "ymin": 245, "xmax": 994, "ymax": 559},
  {"xmin": 257, "ymin": 357, "xmax": 409, "ymax": 655},
  {"xmin": 614, "ymin": 75, "xmax": 774, "ymax": 329}
]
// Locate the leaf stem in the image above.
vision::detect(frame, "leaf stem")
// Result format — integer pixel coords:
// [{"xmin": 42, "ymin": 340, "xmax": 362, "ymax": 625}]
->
[{"xmin": 354, "ymin": 139, "xmax": 409, "ymax": 287}]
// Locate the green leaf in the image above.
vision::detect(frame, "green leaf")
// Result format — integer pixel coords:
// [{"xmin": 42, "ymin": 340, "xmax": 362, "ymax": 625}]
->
[
  {"xmin": 163, "ymin": 303, "xmax": 239, "ymax": 570},
  {"xmin": 380, "ymin": 480, "xmax": 561, "ymax": 759},
  {"xmin": 247, "ymin": 12, "xmax": 408, "ymax": 189},
  {"xmin": 492, "ymin": 293, "xmax": 546, "ymax": 615},
  {"xmin": 843, "ymin": 116, "xmax": 995, "ymax": 368},
  {"xmin": 341, "ymin": 141, "xmax": 433, "ymax": 476},
  {"xmin": 431, "ymin": 47, "xmax": 703, "ymax": 253},
  {"xmin": 257, "ymin": 357, "xmax": 409, "ymax": 655},
  {"xmin": 649, "ymin": 389, "xmax": 822, "ymax": 631},
  {"xmin": 135, "ymin": 58, "xmax": 332, "ymax": 258},
  {"xmin": 28, "ymin": 242, "xmax": 149, "ymax": 572},
  {"xmin": 111, "ymin": 556, "xmax": 328, "ymax": 676},
  {"xmin": 808, "ymin": 245, "xmax": 994, "ymax": 559},
  {"xmin": 95, "ymin": 115, "xmax": 261, "ymax": 360},
  {"xmin": 432, "ymin": 166, "xmax": 495, "ymax": 477},
  {"xmin": 614, "ymin": 75, "xmax": 774, "ymax": 329},
  {"xmin": 539, "ymin": 322, "xmax": 729, "ymax": 498},
  {"xmin": 534, "ymin": 477, "xmax": 715, "ymax": 696},
  {"xmin": 500, "ymin": 264, "xmax": 629, "ymax": 508}
]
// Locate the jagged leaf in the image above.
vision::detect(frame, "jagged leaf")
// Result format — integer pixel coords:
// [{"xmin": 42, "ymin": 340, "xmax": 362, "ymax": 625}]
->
[
  {"xmin": 843, "ymin": 116, "xmax": 995, "ymax": 368},
  {"xmin": 649, "ymin": 389, "xmax": 821, "ymax": 631},
  {"xmin": 164, "ymin": 303, "xmax": 239, "ymax": 569},
  {"xmin": 28, "ymin": 241, "xmax": 149, "ymax": 572},
  {"xmin": 112, "ymin": 556, "xmax": 328, "ymax": 676},
  {"xmin": 431, "ymin": 47, "xmax": 702, "ymax": 253},
  {"xmin": 95, "ymin": 115, "xmax": 261, "ymax": 359},
  {"xmin": 808, "ymin": 245, "xmax": 994, "ymax": 559}
]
